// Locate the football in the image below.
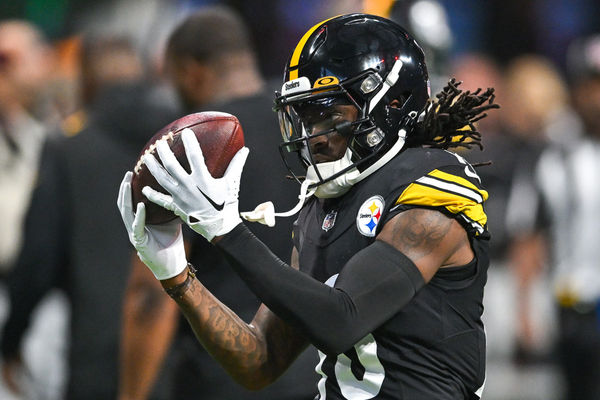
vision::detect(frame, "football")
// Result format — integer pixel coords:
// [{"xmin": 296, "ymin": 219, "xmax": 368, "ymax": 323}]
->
[{"xmin": 131, "ymin": 111, "xmax": 245, "ymax": 225}]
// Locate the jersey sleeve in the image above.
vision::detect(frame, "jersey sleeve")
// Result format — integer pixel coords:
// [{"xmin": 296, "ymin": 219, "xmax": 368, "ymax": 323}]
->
[{"xmin": 386, "ymin": 160, "xmax": 490, "ymax": 237}]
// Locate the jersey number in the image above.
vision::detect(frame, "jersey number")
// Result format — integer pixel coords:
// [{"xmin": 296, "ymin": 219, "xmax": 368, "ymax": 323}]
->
[
  {"xmin": 316, "ymin": 334, "xmax": 385, "ymax": 399},
  {"xmin": 317, "ymin": 275, "xmax": 386, "ymax": 399}
]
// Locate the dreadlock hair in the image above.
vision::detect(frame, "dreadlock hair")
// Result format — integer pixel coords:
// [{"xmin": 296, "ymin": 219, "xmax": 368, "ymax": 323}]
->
[{"xmin": 407, "ymin": 78, "xmax": 500, "ymax": 150}]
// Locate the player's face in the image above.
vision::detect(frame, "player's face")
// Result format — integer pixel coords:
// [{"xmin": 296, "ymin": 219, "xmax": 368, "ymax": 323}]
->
[
  {"xmin": 164, "ymin": 58, "xmax": 201, "ymax": 112},
  {"xmin": 296, "ymin": 103, "xmax": 358, "ymax": 163}
]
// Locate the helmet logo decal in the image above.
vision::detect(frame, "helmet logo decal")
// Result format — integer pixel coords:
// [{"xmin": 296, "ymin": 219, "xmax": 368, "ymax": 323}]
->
[
  {"xmin": 281, "ymin": 77, "xmax": 311, "ymax": 95},
  {"xmin": 313, "ymin": 76, "xmax": 339, "ymax": 88},
  {"xmin": 285, "ymin": 81, "xmax": 300, "ymax": 90},
  {"xmin": 356, "ymin": 195, "xmax": 385, "ymax": 237}
]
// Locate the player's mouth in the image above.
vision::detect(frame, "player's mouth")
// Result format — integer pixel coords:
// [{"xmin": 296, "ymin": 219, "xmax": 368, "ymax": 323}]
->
[{"xmin": 312, "ymin": 153, "xmax": 339, "ymax": 163}]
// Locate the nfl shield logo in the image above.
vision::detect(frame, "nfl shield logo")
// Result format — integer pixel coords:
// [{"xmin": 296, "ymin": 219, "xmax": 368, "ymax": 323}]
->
[{"xmin": 322, "ymin": 210, "xmax": 337, "ymax": 231}]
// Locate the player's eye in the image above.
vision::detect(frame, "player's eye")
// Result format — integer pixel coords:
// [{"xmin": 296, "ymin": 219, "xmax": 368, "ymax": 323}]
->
[
  {"xmin": 303, "ymin": 109, "xmax": 344, "ymax": 132},
  {"xmin": 305, "ymin": 117, "xmax": 335, "ymax": 135}
]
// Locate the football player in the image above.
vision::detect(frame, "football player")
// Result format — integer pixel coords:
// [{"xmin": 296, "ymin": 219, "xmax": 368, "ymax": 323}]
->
[{"xmin": 118, "ymin": 13, "xmax": 498, "ymax": 399}]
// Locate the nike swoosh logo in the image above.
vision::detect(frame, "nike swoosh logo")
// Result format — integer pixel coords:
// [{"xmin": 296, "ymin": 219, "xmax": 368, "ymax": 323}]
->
[{"xmin": 197, "ymin": 186, "xmax": 224, "ymax": 211}]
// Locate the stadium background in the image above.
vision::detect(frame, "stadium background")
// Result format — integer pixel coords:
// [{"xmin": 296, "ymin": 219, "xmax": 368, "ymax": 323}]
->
[{"xmin": 1, "ymin": 0, "xmax": 600, "ymax": 399}]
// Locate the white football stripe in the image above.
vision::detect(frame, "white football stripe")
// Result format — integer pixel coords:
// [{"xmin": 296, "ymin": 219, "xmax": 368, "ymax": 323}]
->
[
  {"xmin": 460, "ymin": 214, "xmax": 485, "ymax": 234},
  {"xmin": 417, "ymin": 176, "xmax": 483, "ymax": 203}
]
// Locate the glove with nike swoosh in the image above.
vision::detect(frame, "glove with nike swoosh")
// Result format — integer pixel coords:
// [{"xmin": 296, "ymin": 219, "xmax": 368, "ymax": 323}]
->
[{"xmin": 142, "ymin": 128, "xmax": 249, "ymax": 242}]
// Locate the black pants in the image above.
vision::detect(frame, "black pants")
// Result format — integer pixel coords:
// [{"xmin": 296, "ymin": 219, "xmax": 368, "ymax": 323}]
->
[{"xmin": 557, "ymin": 304, "xmax": 600, "ymax": 400}]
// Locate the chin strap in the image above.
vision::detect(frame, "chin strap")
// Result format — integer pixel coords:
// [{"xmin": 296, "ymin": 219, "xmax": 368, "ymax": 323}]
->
[
  {"xmin": 347, "ymin": 128, "xmax": 406, "ymax": 186},
  {"xmin": 368, "ymin": 59, "xmax": 403, "ymax": 114},
  {"xmin": 241, "ymin": 179, "xmax": 316, "ymax": 227}
]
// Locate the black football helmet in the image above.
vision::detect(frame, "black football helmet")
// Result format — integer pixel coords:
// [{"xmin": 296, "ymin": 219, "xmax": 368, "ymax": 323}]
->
[{"xmin": 275, "ymin": 13, "xmax": 430, "ymax": 196}]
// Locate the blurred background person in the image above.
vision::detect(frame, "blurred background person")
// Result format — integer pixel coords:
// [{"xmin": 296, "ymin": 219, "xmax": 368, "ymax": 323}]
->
[
  {"xmin": 0, "ymin": 22, "xmax": 63, "ymax": 398},
  {"xmin": 119, "ymin": 6, "xmax": 317, "ymax": 400},
  {"xmin": 0, "ymin": 34, "xmax": 178, "ymax": 399},
  {"xmin": 502, "ymin": 58, "xmax": 576, "ymax": 383},
  {"xmin": 497, "ymin": 54, "xmax": 575, "ymax": 400},
  {"xmin": 507, "ymin": 33, "xmax": 600, "ymax": 400},
  {"xmin": 451, "ymin": 53, "xmax": 575, "ymax": 400},
  {"xmin": 389, "ymin": 0, "xmax": 453, "ymax": 92},
  {"xmin": 450, "ymin": 53, "xmax": 508, "ymax": 263},
  {"xmin": 502, "ymin": 55, "xmax": 579, "ymax": 147},
  {"xmin": 0, "ymin": 20, "xmax": 56, "ymax": 276}
]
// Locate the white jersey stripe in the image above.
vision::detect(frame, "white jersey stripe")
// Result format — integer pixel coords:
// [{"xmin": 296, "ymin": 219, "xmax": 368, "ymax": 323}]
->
[{"xmin": 416, "ymin": 176, "xmax": 483, "ymax": 203}]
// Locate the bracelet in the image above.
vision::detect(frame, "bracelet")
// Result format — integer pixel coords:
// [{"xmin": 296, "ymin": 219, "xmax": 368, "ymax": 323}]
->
[{"xmin": 165, "ymin": 263, "xmax": 197, "ymax": 300}]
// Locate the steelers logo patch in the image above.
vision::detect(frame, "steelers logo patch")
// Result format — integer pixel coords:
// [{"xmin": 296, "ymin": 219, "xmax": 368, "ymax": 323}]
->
[{"xmin": 356, "ymin": 195, "xmax": 385, "ymax": 237}]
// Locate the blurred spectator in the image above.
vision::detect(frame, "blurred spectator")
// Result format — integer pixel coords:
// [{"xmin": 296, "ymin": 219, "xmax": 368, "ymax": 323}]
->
[
  {"xmin": 119, "ymin": 6, "xmax": 317, "ymax": 400},
  {"xmin": 452, "ymin": 53, "xmax": 571, "ymax": 400},
  {"xmin": 390, "ymin": 0, "xmax": 453, "ymax": 93},
  {"xmin": 450, "ymin": 55, "xmax": 525, "ymax": 398},
  {"xmin": 0, "ymin": 20, "xmax": 57, "ymax": 123},
  {"xmin": 0, "ymin": 20, "xmax": 55, "ymax": 275},
  {"xmin": 502, "ymin": 55, "xmax": 576, "ymax": 400},
  {"xmin": 0, "ymin": 34, "xmax": 179, "ymax": 399},
  {"xmin": 503, "ymin": 55, "xmax": 581, "ymax": 145},
  {"xmin": 451, "ymin": 53, "xmax": 510, "ymax": 261},
  {"xmin": 507, "ymin": 35, "xmax": 600, "ymax": 400},
  {"xmin": 503, "ymin": 56, "xmax": 575, "ymax": 359}
]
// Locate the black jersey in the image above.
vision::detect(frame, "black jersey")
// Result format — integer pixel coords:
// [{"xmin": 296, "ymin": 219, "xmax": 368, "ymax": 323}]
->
[{"xmin": 293, "ymin": 147, "xmax": 489, "ymax": 400}]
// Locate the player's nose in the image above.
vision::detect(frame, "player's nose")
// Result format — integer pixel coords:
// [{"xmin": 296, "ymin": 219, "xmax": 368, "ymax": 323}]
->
[{"xmin": 308, "ymin": 131, "xmax": 329, "ymax": 154}]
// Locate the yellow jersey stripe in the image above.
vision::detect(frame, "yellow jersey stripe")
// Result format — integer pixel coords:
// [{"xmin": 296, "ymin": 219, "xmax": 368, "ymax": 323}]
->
[
  {"xmin": 395, "ymin": 182, "xmax": 488, "ymax": 227},
  {"xmin": 289, "ymin": 16, "xmax": 337, "ymax": 80},
  {"xmin": 416, "ymin": 176, "xmax": 484, "ymax": 203},
  {"xmin": 428, "ymin": 169, "xmax": 489, "ymax": 201}
]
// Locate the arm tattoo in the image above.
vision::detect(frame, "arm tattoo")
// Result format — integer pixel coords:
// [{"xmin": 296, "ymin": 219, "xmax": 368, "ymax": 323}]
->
[
  {"xmin": 176, "ymin": 280, "xmax": 265, "ymax": 373},
  {"xmin": 390, "ymin": 208, "xmax": 453, "ymax": 259},
  {"xmin": 172, "ymin": 277, "xmax": 306, "ymax": 388}
]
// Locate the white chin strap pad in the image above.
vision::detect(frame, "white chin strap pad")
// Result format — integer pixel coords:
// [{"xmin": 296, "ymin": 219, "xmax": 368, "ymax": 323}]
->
[{"xmin": 306, "ymin": 149, "xmax": 360, "ymax": 199}]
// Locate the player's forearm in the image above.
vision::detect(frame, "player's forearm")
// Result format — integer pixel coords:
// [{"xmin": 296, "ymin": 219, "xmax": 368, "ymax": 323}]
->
[
  {"xmin": 119, "ymin": 297, "xmax": 178, "ymax": 399},
  {"xmin": 217, "ymin": 224, "xmax": 424, "ymax": 355},
  {"xmin": 160, "ymin": 270, "xmax": 275, "ymax": 390},
  {"xmin": 119, "ymin": 261, "xmax": 180, "ymax": 400}
]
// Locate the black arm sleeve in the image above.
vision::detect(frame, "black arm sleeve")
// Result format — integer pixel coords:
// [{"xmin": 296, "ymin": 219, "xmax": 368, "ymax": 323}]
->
[
  {"xmin": 1, "ymin": 139, "xmax": 69, "ymax": 359},
  {"xmin": 217, "ymin": 224, "xmax": 425, "ymax": 354}
]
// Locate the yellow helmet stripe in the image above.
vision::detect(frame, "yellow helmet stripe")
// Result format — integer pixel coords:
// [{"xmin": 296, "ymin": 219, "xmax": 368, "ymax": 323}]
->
[{"xmin": 289, "ymin": 16, "xmax": 338, "ymax": 80}]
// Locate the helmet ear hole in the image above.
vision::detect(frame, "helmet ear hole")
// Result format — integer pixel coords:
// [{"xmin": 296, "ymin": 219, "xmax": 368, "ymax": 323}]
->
[{"xmin": 389, "ymin": 99, "xmax": 403, "ymax": 109}]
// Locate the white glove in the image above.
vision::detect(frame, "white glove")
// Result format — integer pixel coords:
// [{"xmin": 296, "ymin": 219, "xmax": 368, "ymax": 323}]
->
[
  {"xmin": 117, "ymin": 171, "xmax": 187, "ymax": 280},
  {"xmin": 142, "ymin": 128, "xmax": 249, "ymax": 242}
]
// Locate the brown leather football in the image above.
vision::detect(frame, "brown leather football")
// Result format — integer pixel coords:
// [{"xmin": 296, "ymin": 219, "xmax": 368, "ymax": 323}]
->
[{"xmin": 131, "ymin": 111, "xmax": 244, "ymax": 225}]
